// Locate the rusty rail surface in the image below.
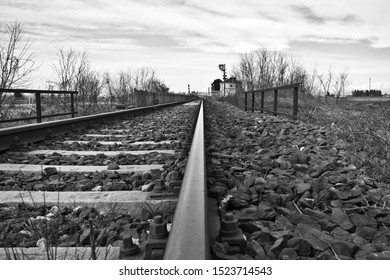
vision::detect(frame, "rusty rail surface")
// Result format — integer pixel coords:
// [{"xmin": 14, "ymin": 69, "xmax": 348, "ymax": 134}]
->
[
  {"xmin": 0, "ymin": 99, "xmax": 197, "ymax": 152},
  {"xmin": 244, "ymin": 83, "xmax": 300, "ymax": 119},
  {"xmin": 164, "ymin": 99, "xmax": 210, "ymax": 260}
]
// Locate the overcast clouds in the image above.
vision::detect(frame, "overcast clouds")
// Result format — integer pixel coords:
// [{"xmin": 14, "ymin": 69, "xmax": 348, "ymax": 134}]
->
[{"xmin": 1, "ymin": 0, "xmax": 389, "ymax": 93}]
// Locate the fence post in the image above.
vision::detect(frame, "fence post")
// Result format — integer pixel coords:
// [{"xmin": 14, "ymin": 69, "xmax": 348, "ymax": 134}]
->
[
  {"xmin": 251, "ymin": 91, "xmax": 255, "ymax": 113},
  {"xmin": 273, "ymin": 90, "xmax": 278, "ymax": 116},
  {"xmin": 261, "ymin": 91, "xmax": 264, "ymax": 113},
  {"xmin": 244, "ymin": 92, "xmax": 247, "ymax": 111},
  {"xmin": 71, "ymin": 92, "xmax": 75, "ymax": 118},
  {"xmin": 35, "ymin": 92, "xmax": 42, "ymax": 123},
  {"xmin": 293, "ymin": 86, "xmax": 298, "ymax": 119}
]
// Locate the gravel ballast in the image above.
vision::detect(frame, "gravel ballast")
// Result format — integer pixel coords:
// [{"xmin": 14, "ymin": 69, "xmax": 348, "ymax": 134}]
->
[{"xmin": 205, "ymin": 100, "xmax": 390, "ymax": 260}]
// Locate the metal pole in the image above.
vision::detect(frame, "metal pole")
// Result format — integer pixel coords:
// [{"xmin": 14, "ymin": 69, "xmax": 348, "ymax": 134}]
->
[
  {"xmin": 71, "ymin": 92, "xmax": 75, "ymax": 118},
  {"xmin": 273, "ymin": 90, "xmax": 278, "ymax": 116},
  {"xmin": 261, "ymin": 91, "xmax": 264, "ymax": 113},
  {"xmin": 35, "ymin": 92, "xmax": 42, "ymax": 123},
  {"xmin": 251, "ymin": 91, "xmax": 255, "ymax": 113},
  {"xmin": 223, "ymin": 69, "xmax": 226, "ymax": 97},
  {"xmin": 244, "ymin": 92, "xmax": 247, "ymax": 111},
  {"xmin": 293, "ymin": 86, "xmax": 298, "ymax": 119}
]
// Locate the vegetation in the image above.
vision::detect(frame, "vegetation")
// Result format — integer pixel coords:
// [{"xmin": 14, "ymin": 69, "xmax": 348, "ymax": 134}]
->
[
  {"xmin": 0, "ymin": 21, "xmax": 38, "ymax": 117},
  {"xmin": 352, "ymin": 89, "xmax": 382, "ymax": 97},
  {"xmin": 215, "ymin": 47, "xmax": 390, "ymax": 183},
  {"xmin": 0, "ymin": 20, "xmax": 175, "ymax": 125}
]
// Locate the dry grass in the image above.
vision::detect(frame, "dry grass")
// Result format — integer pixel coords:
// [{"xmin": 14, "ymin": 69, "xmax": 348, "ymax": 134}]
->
[
  {"xmin": 218, "ymin": 93, "xmax": 390, "ymax": 183},
  {"xmin": 298, "ymin": 95, "xmax": 390, "ymax": 183}
]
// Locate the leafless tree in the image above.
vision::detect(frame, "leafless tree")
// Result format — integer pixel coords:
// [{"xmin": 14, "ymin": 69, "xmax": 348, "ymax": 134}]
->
[
  {"xmin": 105, "ymin": 67, "xmax": 169, "ymax": 106},
  {"xmin": 51, "ymin": 47, "xmax": 89, "ymax": 91},
  {"xmin": 0, "ymin": 21, "xmax": 38, "ymax": 111},
  {"xmin": 318, "ymin": 66, "xmax": 334, "ymax": 102},
  {"xmin": 232, "ymin": 48, "xmax": 308, "ymax": 91},
  {"xmin": 231, "ymin": 52, "xmax": 257, "ymax": 90},
  {"xmin": 301, "ymin": 67, "xmax": 319, "ymax": 96},
  {"xmin": 50, "ymin": 48, "xmax": 105, "ymax": 113},
  {"xmin": 332, "ymin": 68, "xmax": 350, "ymax": 103}
]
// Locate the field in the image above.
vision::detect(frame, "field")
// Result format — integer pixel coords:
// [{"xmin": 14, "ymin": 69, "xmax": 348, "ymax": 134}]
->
[{"xmin": 218, "ymin": 93, "xmax": 390, "ymax": 183}]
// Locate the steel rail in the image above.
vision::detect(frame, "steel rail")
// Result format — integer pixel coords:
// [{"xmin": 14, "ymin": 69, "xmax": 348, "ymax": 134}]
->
[
  {"xmin": 0, "ymin": 99, "xmax": 197, "ymax": 152},
  {"xmin": 164, "ymin": 99, "xmax": 209, "ymax": 260}
]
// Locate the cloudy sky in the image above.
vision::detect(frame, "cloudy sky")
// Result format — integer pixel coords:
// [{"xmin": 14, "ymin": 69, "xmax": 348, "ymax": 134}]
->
[{"xmin": 1, "ymin": 0, "xmax": 389, "ymax": 93}]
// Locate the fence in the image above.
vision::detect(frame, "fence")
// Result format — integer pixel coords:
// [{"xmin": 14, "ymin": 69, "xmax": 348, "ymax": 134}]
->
[
  {"xmin": 244, "ymin": 83, "xmax": 300, "ymax": 119},
  {"xmin": 0, "ymin": 89, "xmax": 78, "ymax": 124},
  {"xmin": 132, "ymin": 90, "xmax": 195, "ymax": 107}
]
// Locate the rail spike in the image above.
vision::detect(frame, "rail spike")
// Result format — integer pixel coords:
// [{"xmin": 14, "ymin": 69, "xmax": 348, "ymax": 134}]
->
[{"xmin": 143, "ymin": 215, "xmax": 169, "ymax": 260}]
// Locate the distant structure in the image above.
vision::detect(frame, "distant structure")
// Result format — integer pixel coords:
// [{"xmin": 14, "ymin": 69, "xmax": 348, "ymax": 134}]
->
[
  {"xmin": 352, "ymin": 89, "xmax": 382, "ymax": 97},
  {"xmin": 211, "ymin": 77, "xmax": 242, "ymax": 96}
]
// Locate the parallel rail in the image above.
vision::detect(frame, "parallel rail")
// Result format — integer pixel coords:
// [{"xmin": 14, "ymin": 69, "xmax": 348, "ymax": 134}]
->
[
  {"xmin": 0, "ymin": 99, "xmax": 196, "ymax": 152},
  {"xmin": 164, "ymin": 99, "xmax": 210, "ymax": 259},
  {"xmin": 0, "ymin": 98, "xmax": 211, "ymax": 260}
]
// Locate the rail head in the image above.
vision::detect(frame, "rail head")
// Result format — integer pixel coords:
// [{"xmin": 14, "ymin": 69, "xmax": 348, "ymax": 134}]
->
[{"xmin": 164, "ymin": 99, "xmax": 209, "ymax": 260}]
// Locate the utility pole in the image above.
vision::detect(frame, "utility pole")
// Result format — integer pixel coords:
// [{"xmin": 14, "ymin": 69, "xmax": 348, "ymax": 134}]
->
[
  {"xmin": 218, "ymin": 64, "xmax": 226, "ymax": 96},
  {"xmin": 369, "ymin": 78, "xmax": 371, "ymax": 91}
]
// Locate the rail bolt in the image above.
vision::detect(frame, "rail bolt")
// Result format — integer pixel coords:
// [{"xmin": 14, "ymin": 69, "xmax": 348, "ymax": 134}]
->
[
  {"xmin": 149, "ymin": 215, "xmax": 169, "ymax": 239},
  {"xmin": 119, "ymin": 232, "xmax": 139, "ymax": 258},
  {"xmin": 213, "ymin": 167, "xmax": 225, "ymax": 180},
  {"xmin": 171, "ymin": 171, "xmax": 181, "ymax": 181},
  {"xmin": 220, "ymin": 213, "xmax": 239, "ymax": 237},
  {"xmin": 143, "ymin": 215, "xmax": 169, "ymax": 260},
  {"xmin": 168, "ymin": 171, "xmax": 182, "ymax": 195},
  {"xmin": 152, "ymin": 180, "xmax": 165, "ymax": 193},
  {"xmin": 218, "ymin": 213, "xmax": 246, "ymax": 255}
]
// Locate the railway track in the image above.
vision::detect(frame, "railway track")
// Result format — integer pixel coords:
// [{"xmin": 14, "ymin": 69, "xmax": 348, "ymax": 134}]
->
[
  {"xmin": 2, "ymin": 98, "xmax": 390, "ymax": 260},
  {"xmin": 0, "ymin": 99, "xmax": 211, "ymax": 260}
]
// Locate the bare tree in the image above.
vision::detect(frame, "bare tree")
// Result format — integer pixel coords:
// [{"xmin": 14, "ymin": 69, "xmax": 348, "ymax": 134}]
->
[
  {"xmin": 318, "ymin": 66, "xmax": 334, "ymax": 102},
  {"xmin": 0, "ymin": 21, "xmax": 38, "ymax": 111},
  {"xmin": 300, "ymin": 67, "xmax": 319, "ymax": 96},
  {"xmin": 50, "ymin": 48, "xmax": 105, "ymax": 114},
  {"xmin": 233, "ymin": 48, "xmax": 307, "ymax": 91},
  {"xmin": 332, "ymin": 68, "xmax": 350, "ymax": 103},
  {"xmin": 231, "ymin": 52, "xmax": 257, "ymax": 90},
  {"xmin": 51, "ymin": 47, "xmax": 88, "ymax": 91},
  {"xmin": 106, "ymin": 67, "xmax": 169, "ymax": 106}
]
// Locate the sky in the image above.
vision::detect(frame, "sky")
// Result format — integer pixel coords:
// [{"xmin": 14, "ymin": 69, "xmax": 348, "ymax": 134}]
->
[{"xmin": 1, "ymin": 0, "xmax": 389, "ymax": 94}]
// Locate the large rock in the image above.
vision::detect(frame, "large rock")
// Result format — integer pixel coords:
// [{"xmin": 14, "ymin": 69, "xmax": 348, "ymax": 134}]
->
[
  {"xmin": 350, "ymin": 214, "xmax": 377, "ymax": 227},
  {"xmin": 279, "ymin": 248, "xmax": 299, "ymax": 260},
  {"xmin": 355, "ymin": 226, "xmax": 377, "ymax": 241},
  {"xmin": 43, "ymin": 167, "xmax": 57, "ymax": 176},
  {"xmin": 288, "ymin": 213, "xmax": 321, "ymax": 231},
  {"xmin": 331, "ymin": 208, "xmax": 354, "ymax": 231},
  {"xmin": 294, "ymin": 223, "xmax": 332, "ymax": 251},
  {"xmin": 287, "ymin": 237, "xmax": 312, "ymax": 256}
]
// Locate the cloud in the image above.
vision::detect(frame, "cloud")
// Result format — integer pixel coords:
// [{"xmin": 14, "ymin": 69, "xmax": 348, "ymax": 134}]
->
[
  {"xmin": 290, "ymin": 4, "xmax": 359, "ymax": 25},
  {"xmin": 290, "ymin": 4, "xmax": 326, "ymax": 24},
  {"xmin": 1, "ymin": 0, "xmax": 389, "ymax": 93}
]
